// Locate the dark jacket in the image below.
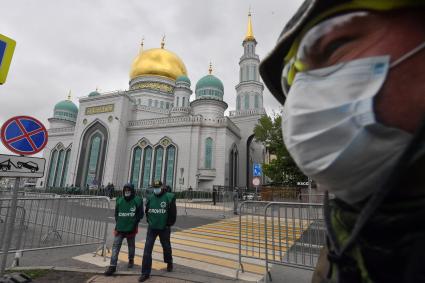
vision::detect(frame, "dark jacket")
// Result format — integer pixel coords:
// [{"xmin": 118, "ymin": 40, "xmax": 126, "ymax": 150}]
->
[
  {"xmin": 313, "ymin": 121, "xmax": 425, "ymax": 283},
  {"xmin": 145, "ymin": 189, "xmax": 177, "ymax": 227}
]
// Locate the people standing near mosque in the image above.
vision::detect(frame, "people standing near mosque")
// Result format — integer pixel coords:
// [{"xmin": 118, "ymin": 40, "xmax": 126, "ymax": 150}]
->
[
  {"xmin": 104, "ymin": 183, "xmax": 143, "ymax": 276},
  {"xmin": 139, "ymin": 180, "xmax": 177, "ymax": 282}
]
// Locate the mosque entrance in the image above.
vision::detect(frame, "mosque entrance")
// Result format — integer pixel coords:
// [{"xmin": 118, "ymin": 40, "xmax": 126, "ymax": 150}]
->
[{"xmin": 75, "ymin": 122, "xmax": 108, "ymax": 189}]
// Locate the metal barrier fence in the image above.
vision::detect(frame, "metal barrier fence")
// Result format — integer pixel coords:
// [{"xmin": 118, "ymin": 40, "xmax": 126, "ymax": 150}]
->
[
  {"xmin": 238, "ymin": 201, "xmax": 326, "ymax": 282},
  {"xmin": 180, "ymin": 189, "xmax": 238, "ymax": 218},
  {"xmin": 0, "ymin": 195, "xmax": 110, "ymax": 275}
]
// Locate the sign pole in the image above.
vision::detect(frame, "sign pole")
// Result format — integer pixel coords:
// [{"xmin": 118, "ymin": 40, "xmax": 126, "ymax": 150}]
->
[
  {"xmin": 0, "ymin": 177, "xmax": 20, "ymax": 276},
  {"xmin": 308, "ymin": 176, "xmax": 312, "ymax": 203}
]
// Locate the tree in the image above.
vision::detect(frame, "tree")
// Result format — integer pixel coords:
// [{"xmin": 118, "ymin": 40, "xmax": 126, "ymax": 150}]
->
[{"xmin": 254, "ymin": 114, "xmax": 307, "ymax": 185}]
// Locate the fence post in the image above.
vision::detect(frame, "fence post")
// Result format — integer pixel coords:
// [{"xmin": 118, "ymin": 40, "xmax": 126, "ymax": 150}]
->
[
  {"xmin": 0, "ymin": 177, "xmax": 20, "ymax": 276},
  {"xmin": 237, "ymin": 201, "xmax": 244, "ymax": 278},
  {"xmin": 264, "ymin": 202, "xmax": 273, "ymax": 283}
]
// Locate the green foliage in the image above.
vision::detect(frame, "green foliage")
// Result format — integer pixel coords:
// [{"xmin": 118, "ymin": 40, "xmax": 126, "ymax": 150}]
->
[{"xmin": 254, "ymin": 114, "xmax": 307, "ymax": 185}]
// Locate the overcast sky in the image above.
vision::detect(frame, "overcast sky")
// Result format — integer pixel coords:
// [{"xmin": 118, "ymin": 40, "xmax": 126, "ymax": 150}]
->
[{"xmin": 0, "ymin": 0, "xmax": 303, "ymax": 155}]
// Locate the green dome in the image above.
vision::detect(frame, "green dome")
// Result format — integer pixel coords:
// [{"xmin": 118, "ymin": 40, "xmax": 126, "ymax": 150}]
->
[
  {"xmin": 195, "ymin": 75, "xmax": 224, "ymax": 92},
  {"xmin": 54, "ymin": 100, "xmax": 78, "ymax": 113},
  {"xmin": 176, "ymin": 75, "xmax": 191, "ymax": 85},
  {"xmin": 195, "ymin": 74, "xmax": 224, "ymax": 100},
  {"xmin": 88, "ymin": 90, "xmax": 100, "ymax": 97},
  {"xmin": 53, "ymin": 99, "xmax": 78, "ymax": 122}
]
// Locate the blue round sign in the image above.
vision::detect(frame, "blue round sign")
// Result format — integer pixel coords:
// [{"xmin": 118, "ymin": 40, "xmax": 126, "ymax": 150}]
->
[{"xmin": 0, "ymin": 116, "xmax": 48, "ymax": 155}]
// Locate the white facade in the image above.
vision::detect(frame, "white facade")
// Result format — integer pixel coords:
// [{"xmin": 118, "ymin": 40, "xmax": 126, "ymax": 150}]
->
[{"xmin": 39, "ymin": 20, "xmax": 266, "ymax": 191}]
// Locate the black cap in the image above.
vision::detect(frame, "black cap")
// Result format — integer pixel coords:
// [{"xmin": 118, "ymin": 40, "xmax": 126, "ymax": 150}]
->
[
  {"xmin": 152, "ymin": 180, "xmax": 162, "ymax": 188},
  {"xmin": 259, "ymin": 0, "xmax": 425, "ymax": 104}
]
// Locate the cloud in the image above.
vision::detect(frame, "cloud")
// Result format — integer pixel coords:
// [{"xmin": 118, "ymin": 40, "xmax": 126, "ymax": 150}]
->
[{"xmin": 0, "ymin": 0, "xmax": 303, "ymax": 155}]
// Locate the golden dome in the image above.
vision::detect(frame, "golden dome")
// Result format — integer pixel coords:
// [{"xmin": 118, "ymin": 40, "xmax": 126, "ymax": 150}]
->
[{"xmin": 129, "ymin": 47, "xmax": 188, "ymax": 80}]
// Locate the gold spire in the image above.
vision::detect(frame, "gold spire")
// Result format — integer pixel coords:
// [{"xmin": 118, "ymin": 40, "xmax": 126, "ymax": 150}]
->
[
  {"xmin": 161, "ymin": 35, "xmax": 165, "ymax": 49},
  {"xmin": 140, "ymin": 37, "xmax": 144, "ymax": 53},
  {"xmin": 208, "ymin": 62, "xmax": 213, "ymax": 74},
  {"xmin": 245, "ymin": 9, "xmax": 255, "ymax": 41},
  {"xmin": 67, "ymin": 90, "xmax": 71, "ymax": 100}
]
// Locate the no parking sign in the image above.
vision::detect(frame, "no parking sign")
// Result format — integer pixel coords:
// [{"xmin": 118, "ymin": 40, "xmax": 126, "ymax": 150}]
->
[{"xmin": 0, "ymin": 116, "xmax": 48, "ymax": 155}]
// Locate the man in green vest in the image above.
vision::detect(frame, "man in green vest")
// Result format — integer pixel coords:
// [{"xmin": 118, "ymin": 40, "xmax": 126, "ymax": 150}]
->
[
  {"xmin": 139, "ymin": 180, "xmax": 177, "ymax": 282},
  {"xmin": 104, "ymin": 183, "xmax": 143, "ymax": 276}
]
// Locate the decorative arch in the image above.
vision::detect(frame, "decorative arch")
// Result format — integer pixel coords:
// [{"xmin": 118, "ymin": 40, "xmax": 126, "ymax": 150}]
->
[
  {"xmin": 229, "ymin": 143, "xmax": 239, "ymax": 188},
  {"xmin": 244, "ymin": 93, "xmax": 250, "ymax": 110},
  {"xmin": 153, "ymin": 137, "xmax": 178, "ymax": 190},
  {"xmin": 129, "ymin": 138, "xmax": 153, "ymax": 188},
  {"xmin": 75, "ymin": 121, "xmax": 108, "ymax": 188},
  {"xmin": 60, "ymin": 145, "xmax": 72, "ymax": 187},
  {"xmin": 246, "ymin": 134, "xmax": 255, "ymax": 188},
  {"xmin": 46, "ymin": 143, "xmax": 72, "ymax": 188},
  {"xmin": 129, "ymin": 137, "xmax": 177, "ymax": 190},
  {"xmin": 205, "ymin": 137, "xmax": 213, "ymax": 169}
]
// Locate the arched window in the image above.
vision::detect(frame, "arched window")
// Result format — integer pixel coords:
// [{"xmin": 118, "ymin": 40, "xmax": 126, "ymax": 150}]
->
[
  {"xmin": 153, "ymin": 147, "xmax": 164, "ymax": 183},
  {"xmin": 182, "ymin": 97, "xmax": 186, "ymax": 107},
  {"xmin": 165, "ymin": 145, "xmax": 176, "ymax": 188},
  {"xmin": 244, "ymin": 94, "xmax": 250, "ymax": 110},
  {"xmin": 47, "ymin": 150, "xmax": 58, "ymax": 187},
  {"xmin": 85, "ymin": 134, "xmax": 102, "ymax": 186},
  {"xmin": 148, "ymin": 99, "xmax": 152, "ymax": 107},
  {"xmin": 229, "ymin": 145, "xmax": 238, "ymax": 188},
  {"xmin": 166, "ymin": 102, "xmax": 170, "ymax": 109},
  {"xmin": 76, "ymin": 122, "xmax": 108, "ymax": 188},
  {"xmin": 254, "ymin": 95, "xmax": 259, "ymax": 108},
  {"xmin": 53, "ymin": 150, "xmax": 65, "ymax": 187},
  {"xmin": 237, "ymin": 95, "xmax": 241, "ymax": 110},
  {"xmin": 160, "ymin": 101, "xmax": 164, "ymax": 109},
  {"xmin": 141, "ymin": 146, "xmax": 153, "ymax": 188},
  {"xmin": 205, "ymin": 138, "xmax": 213, "ymax": 169},
  {"xmin": 60, "ymin": 149, "xmax": 71, "ymax": 187},
  {"xmin": 130, "ymin": 147, "xmax": 142, "ymax": 187}
]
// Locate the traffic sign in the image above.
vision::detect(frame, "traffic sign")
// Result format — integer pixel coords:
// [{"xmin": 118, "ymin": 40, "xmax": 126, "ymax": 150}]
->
[
  {"xmin": 252, "ymin": 176, "xmax": 261, "ymax": 186},
  {"xmin": 0, "ymin": 33, "xmax": 16, "ymax": 84},
  {"xmin": 253, "ymin": 163, "xmax": 262, "ymax": 177},
  {"xmin": 1, "ymin": 116, "xmax": 48, "ymax": 155},
  {"xmin": 0, "ymin": 154, "xmax": 46, "ymax": 178}
]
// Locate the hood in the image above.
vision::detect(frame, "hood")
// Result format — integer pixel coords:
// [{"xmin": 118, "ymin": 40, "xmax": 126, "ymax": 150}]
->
[{"xmin": 123, "ymin": 183, "xmax": 135, "ymax": 200}]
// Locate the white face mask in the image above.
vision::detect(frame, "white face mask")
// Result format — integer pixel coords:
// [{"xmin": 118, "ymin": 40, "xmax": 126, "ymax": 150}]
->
[
  {"xmin": 154, "ymin": 188, "xmax": 161, "ymax": 195},
  {"xmin": 124, "ymin": 191, "xmax": 131, "ymax": 197},
  {"xmin": 282, "ymin": 44, "xmax": 425, "ymax": 204}
]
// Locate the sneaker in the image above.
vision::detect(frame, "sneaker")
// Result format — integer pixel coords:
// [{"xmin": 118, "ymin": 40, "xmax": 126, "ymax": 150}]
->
[
  {"xmin": 128, "ymin": 259, "xmax": 134, "ymax": 268},
  {"xmin": 167, "ymin": 262, "xmax": 173, "ymax": 272},
  {"xmin": 104, "ymin": 266, "xmax": 116, "ymax": 276},
  {"xmin": 138, "ymin": 274, "xmax": 150, "ymax": 282}
]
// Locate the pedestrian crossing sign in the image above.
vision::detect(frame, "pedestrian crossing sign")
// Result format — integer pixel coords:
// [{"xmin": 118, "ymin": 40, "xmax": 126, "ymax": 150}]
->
[{"xmin": 0, "ymin": 33, "xmax": 16, "ymax": 85}]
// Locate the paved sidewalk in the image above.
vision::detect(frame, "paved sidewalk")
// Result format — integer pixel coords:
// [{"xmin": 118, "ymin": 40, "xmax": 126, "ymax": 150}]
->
[{"xmin": 87, "ymin": 275, "xmax": 193, "ymax": 283}]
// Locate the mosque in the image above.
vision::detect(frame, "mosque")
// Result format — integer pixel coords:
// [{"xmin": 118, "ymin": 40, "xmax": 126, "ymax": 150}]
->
[{"xmin": 38, "ymin": 13, "xmax": 266, "ymax": 191}]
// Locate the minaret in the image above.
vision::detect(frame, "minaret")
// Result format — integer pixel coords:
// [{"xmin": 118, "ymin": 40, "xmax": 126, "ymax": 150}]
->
[{"xmin": 234, "ymin": 11, "xmax": 264, "ymax": 114}]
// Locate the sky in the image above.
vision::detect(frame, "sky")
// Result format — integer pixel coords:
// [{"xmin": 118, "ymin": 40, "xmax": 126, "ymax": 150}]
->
[{"xmin": 0, "ymin": 0, "xmax": 304, "ymax": 155}]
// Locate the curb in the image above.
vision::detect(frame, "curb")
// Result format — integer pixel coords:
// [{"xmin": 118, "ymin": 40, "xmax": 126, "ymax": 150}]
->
[{"xmin": 7, "ymin": 266, "xmax": 245, "ymax": 283}]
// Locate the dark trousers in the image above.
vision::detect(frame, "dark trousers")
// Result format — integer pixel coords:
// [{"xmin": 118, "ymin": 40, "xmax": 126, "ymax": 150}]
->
[
  {"xmin": 141, "ymin": 226, "xmax": 172, "ymax": 275},
  {"xmin": 110, "ymin": 234, "xmax": 135, "ymax": 266}
]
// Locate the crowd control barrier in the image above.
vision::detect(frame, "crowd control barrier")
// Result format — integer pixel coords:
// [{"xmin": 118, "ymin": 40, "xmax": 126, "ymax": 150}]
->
[
  {"xmin": 0, "ymin": 195, "xmax": 110, "ymax": 275},
  {"xmin": 238, "ymin": 201, "xmax": 326, "ymax": 282}
]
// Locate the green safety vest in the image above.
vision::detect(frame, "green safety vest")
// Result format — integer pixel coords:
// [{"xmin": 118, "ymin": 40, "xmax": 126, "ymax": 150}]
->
[
  {"xmin": 116, "ymin": 196, "xmax": 142, "ymax": 233},
  {"xmin": 147, "ymin": 192, "xmax": 174, "ymax": 230}
]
